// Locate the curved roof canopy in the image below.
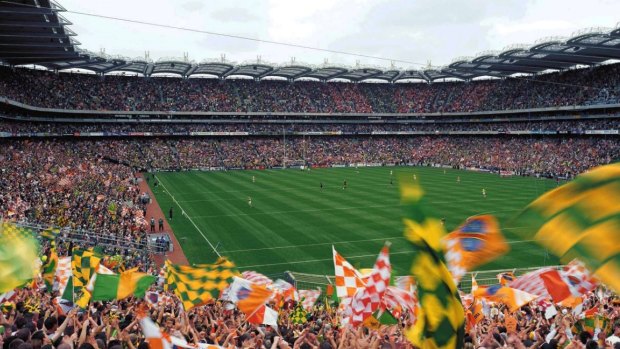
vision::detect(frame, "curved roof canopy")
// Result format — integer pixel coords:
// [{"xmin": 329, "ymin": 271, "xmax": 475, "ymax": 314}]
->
[{"xmin": 1, "ymin": 2, "xmax": 620, "ymax": 82}]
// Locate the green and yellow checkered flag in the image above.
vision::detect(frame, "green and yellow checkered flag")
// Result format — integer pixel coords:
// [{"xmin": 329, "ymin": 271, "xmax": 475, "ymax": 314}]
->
[
  {"xmin": 291, "ymin": 302, "xmax": 307, "ymax": 325},
  {"xmin": 165, "ymin": 257, "xmax": 238, "ymax": 311},
  {"xmin": 42, "ymin": 247, "xmax": 59, "ymax": 292},
  {"xmin": 400, "ymin": 182, "xmax": 464, "ymax": 349},
  {"xmin": 40, "ymin": 227, "xmax": 60, "ymax": 241},
  {"xmin": 0, "ymin": 222, "xmax": 40, "ymax": 293},
  {"xmin": 71, "ymin": 248, "xmax": 101, "ymax": 288},
  {"xmin": 514, "ymin": 163, "xmax": 620, "ymax": 293}
]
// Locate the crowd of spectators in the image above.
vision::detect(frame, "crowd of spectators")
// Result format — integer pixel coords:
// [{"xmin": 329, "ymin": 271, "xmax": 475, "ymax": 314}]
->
[
  {"xmin": 1, "ymin": 131, "xmax": 615, "ymax": 263},
  {"xmin": 0, "ymin": 119, "xmax": 617, "ymax": 135},
  {"xmin": 0, "ymin": 64, "xmax": 619, "ymax": 113},
  {"xmin": 0, "ymin": 275, "xmax": 619, "ymax": 349},
  {"xmin": 2, "ymin": 62, "xmax": 620, "ymax": 349},
  {"xmin": 0, "ymin": 140, "xmax": 156, "ymax": 272},
  {"xmin": 0, "ymin": 136, "xmax": 617, "ymax": 184}
]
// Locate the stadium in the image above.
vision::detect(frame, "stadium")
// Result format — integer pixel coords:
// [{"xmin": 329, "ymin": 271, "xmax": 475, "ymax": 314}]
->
[{"xmin": 0, "ymin": 1, "xmax": 619, "ymax": 348}]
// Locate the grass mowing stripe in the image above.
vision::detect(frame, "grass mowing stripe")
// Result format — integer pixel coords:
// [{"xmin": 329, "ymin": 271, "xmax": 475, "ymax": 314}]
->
[
  {"xmin": 217, "ymin": 170, "xmax": 393, "ymax": 265},
  {"xmin": 207, "ymin": 169, "xmax": 400, "ymax": 269},
  {"xmin": 190, "ymin": 173, "xmax": 285, "ymax": 252},
  {"xmin": 151, "ymin": 166, "xmax": 560, "ymax": 275},
  {"xmin": 156, "ymin": 174, "xmax": 222, "ymax": 258},
  {"xmin": 188, "ymin": 204, "xmax": 401, "ymax": 218}
]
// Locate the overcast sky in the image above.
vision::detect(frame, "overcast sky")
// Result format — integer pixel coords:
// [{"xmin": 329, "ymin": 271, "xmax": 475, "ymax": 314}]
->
[{"xmin": 60, "ymin": 0, "xmax": 619, "ymax": 70}]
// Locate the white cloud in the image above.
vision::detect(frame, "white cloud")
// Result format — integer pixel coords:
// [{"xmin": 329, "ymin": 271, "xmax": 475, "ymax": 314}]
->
[
  {"xmin": 180, "ymin": 1, "xmax": 204, "ymax": 12},
  {"xmin": 58, "ymin": 0, "xmax": 620, "ymax": 69}
]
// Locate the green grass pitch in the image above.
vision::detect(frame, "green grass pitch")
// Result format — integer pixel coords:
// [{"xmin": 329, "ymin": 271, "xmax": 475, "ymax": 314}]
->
[{"xmin": 149, "ymin": 166, "xmax": 560, "ymax": 277}]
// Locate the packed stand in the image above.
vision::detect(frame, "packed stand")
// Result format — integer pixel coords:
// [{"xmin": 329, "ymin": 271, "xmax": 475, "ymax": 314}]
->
[
  {"xmin": 0, "ymin": 136, "xmax": 617, "ymax": 181},
  {"xmin": 0, "ymin": 140, "xmax": 157, "ymax": 272},
  {"xmin": 0, "ymin": 64, "xmax": 619, "ymax": 113}
]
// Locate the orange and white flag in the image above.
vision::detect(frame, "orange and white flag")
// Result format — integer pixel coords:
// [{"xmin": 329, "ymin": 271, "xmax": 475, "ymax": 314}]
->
[
  {"xmin": 140, "ymin": 315, "xmax": 223, "ymax": 349},
  {"xmin": 228, "ymin": 277, "xmax": 273, "ymax": 318},
  {"xmin": 333, "ymin": 246, "xmax": 365, "ymax": 298},
  {"xmin": 474, "ymin": 285, "xmax": 537, "ymax": 312}
]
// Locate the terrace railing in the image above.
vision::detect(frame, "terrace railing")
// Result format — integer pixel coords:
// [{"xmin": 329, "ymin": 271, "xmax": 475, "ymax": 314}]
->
[{"xmin": 13, "ymin": 220, "xmax": 161, "ymax": 254}]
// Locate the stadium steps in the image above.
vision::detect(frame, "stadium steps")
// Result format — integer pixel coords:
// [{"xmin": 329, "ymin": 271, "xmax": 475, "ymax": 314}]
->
[
  {"xmin": 136, "ymin": 143, "xmax": 150, "ymax": 168},
  {"xmin": 168, "ymin": 141, "xmax": 181, "ymax": 167},
  {"xmin": 213, "ymin": 141, "xmax": 226, "ymax": 168},
  {"xmin": 443, "ymin": 87, "xmax": 457, "ymax": 111},
  {"xmin": 431, "ymin": 86, "xmax": 448, "ymax": 112},
  {"xmin": 253, "ymin": 145, "xmax": 262, "ymax": 166}
]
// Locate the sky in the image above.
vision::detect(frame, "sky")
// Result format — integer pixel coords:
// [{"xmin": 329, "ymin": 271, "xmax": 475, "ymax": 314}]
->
[{"xmin": 59, "ymin": 0, "xmax": 620, "ymax": 71}]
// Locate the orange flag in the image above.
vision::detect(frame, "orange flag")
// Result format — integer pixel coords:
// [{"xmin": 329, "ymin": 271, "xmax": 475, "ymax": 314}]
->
[
  {"xmin": 443, "ymin": 215, "xmax": 509, "ymax": 283},
  {"xmin": 473, "ymin": 285, "xmax": 537, "ymax": 312},
  {"xmin": 227, "ymin": 276, "xmax": 273, "ymax": 317}
]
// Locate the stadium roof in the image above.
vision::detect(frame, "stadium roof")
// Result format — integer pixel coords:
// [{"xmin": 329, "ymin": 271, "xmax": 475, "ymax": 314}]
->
[{"xmin": 1, "ymin": 1, "xmax": 620, "ymax": 82}]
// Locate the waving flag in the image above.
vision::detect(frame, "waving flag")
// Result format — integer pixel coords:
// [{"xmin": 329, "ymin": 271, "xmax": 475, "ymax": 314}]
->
[
  {"xmin": 514, "ymin": 163, "xmax": 620, "ymax": 293},
  {"xmin": 465, "ymin": 275, "xmax": 484, "ymax": 331},
  {"xmin": 473, "ymin": 285, "xmax": 537, "ymax": 312},
  {"xmin": 71, "ymin": 249, "xmax": 101, "ymax": 288},
  {"xmin": 247, "ymin": 305, "xmax": 278, "ymax": 327},
  {"xmin": 271, "ymin": 279, "xmax": 297, "ymax": 309},
  {"xmin": 140, "ymin": 315, "xmax": 173, "ymax": 349},
  {"xmin": 572, "ymin": 315, "xmax": 613, "ymax": 336},
  {"xmin": 350, "ymin": 244, "xmax": 391, "ymax": 326},
  {"xmin": 400, "ymin": 182, "xmax": 464, "ymax": 349},
  {"xmin": 0, "ymin": 222, "xmax": 39, "ymax": 293},
  {"xmin": 299, "ymin": 288, "xmax": 321, "ymax": 312},
  {"xmin": 471, "ymin": 274, "xmax": 479, "ymax": 293},
  {"xmin": 497, "ymin": 272, "xmax": 516, "ymax": 286},
  {"xmin": 71, "ymin": 249, "xmax": 107, "ymax": 309},
  {"xmin": 55, "ymin": 256, "xmax": 72, "ymax": 293},
  {"xmin": 562, "ymin": 259, "xmax": 598, "ymax": 295},
  {"xmin": 539, "ymin": 260, "xmax": 597, "ymax": 303},
  {"xmin": 291, "ymin": 302, "xmax": 308, "ymax": 325},
  {"xmin": 42, "ymin": 248, "xmax": 59, "ymax": 292},
  {"xmin": 443, "ymin": 215, "xmax": 509, "ymax": 284},
  {"xmin": 165, "ymin": 258, "xmax": 237, "ymax": 310},
  {"xmin": 395, "ymin": 275, "xmax": 416, "ymax": 292},
  {"xmin": 92, "ymin": 268, "xmax": 156, "ymax": 301},
  {"xmin": 383, "ymin": 286, "xmax": 417, "ymax": 322},
  {"xmin": 241, "ymin": 271, "xmax": 273, "ymax": 286},
  {"xmin": 139, "ymin": 314, "xmax": 223, "ymax": 349},
  {"xmin": 272, "ymin": 279, "xmax": 297, "ymax": 301},
  {"xmin": 75, "ymin": 264, "xmax": 114, "ymax": 308},
  {"xmin": 333, "ymin": 246, "xmax": 366, "ymax": 298},
  {"xmin": 40, "ymin": 227, "xmax": 60, "ymax": 241},
  {"xmin": 508, "ymin": 267, "xmax": 553, "ymax": 299},
  {"xmin": 227, "ymin": 276, "xmax": 273, "ymax": 320}
]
